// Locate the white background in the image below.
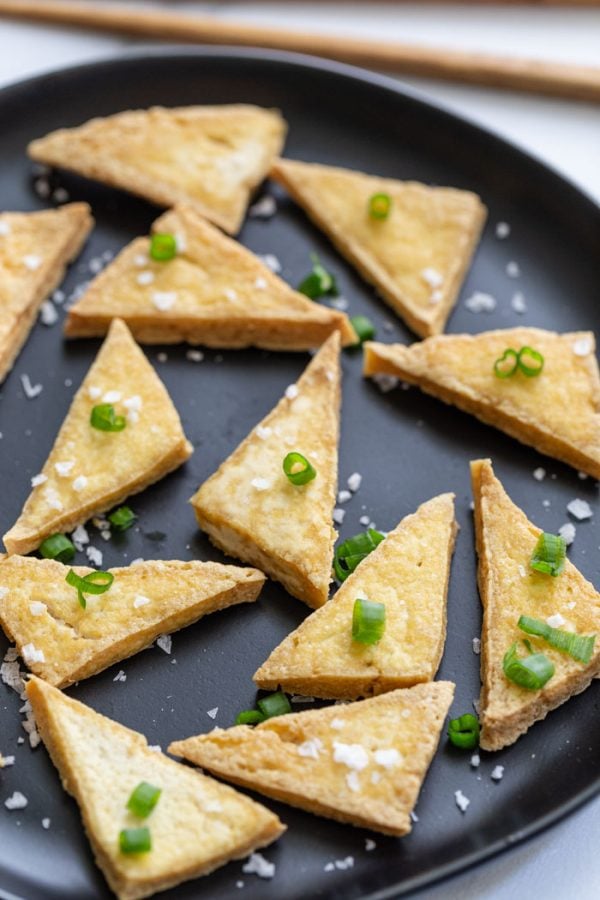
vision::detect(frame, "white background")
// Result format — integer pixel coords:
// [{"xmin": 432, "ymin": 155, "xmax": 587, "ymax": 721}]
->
[{"xmin": 0, "ymin": 4, "xmax": 598, "ymax": 899}]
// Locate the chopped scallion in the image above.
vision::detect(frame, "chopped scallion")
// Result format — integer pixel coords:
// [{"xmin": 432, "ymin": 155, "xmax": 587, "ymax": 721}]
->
[
  {"xmin": 127, "ymin": 782, "xmax": 161, "ymax": 818},
  {"xmin": 109, "ymin": 506, "xmax": 137, "ymax": 532},
  {"xmin": 368, "ymin": 193, "xmax": 392, "ymax": 220},
  {"xmin": 90, "ymin": 403, "xmax": 126, "ymax": 432},
  {"xmin": 66, "ymin": 568, "xmax": 114, "ymax": 609},
  {"xmin": 149, "ymin": 233, "xmax": 177, "ymax": 262},
  {"xmin": 352, "ymin": 598, "xmax": 386, "ymax": 645},
  {"xmin": 297, "ymin": 254, "xmax": 338, "ymax": 300},
  {"xmin": 493, "ymin": 346, "xmax": 544, "ymax": 379},
  {"xmin": 39, "ymin": 533, "xmax": 75, "ymax": 564},
  {"xmin": 493, "ymin": 348, "xmax": 519, "ymax": 379},
  {"xmin": 447, "ymin": 713, "xmax": 480, "ymax": 750},
  {"xmin": 530, "ymin": 532, "xmax": 566, "ymax": 577},
  {"xmin": 257, "ymin": 691, "xmax": 292, "ymax": 719},
  {"xmin": 235, "ymin": 710, "xmax": 266, "ymax": 726},
  {"xmin": 283, "ymin": 451, "xmax": 317, "ymax": 486},
  {"xmin": 503, "ymin": 641, "xmax": 554, "ymax": 690},
  {"xmin": 349, "ymin": 315, "xmax": 375, "ymax": 345},
  {"xmin": 518, "ymin": 615, "xmax": 595, "ymax": 665},
  {"xmin": 119, "ymin": 827, "xmax": 151, "ymax": 854},
  {"xmin": 333, "ymin": 528, "xmax": 385, "ymax": 582},
  {"xmin": 518, "ymin": 346, "xmax": 545, "ymax": 377}
]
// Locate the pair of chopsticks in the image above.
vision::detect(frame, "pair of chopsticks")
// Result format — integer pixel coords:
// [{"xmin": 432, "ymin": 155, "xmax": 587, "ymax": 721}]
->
[{"xmin": 0, "ymin": 0, "xmax": 599, "ymax": 103}]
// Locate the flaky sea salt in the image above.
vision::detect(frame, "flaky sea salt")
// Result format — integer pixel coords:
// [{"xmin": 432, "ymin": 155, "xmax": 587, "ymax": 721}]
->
[
  {"xmin": 567, "ymin": 499, "xmax": 593, "ymax": 521},
  {"xmin": 39, "ymin": 301, "xmax": 58, "ymax": 326},
  {"xmin": 465, "ymin": 292, "xmax": 496, "ymax": 313},
  {"xmin": 20, "ymin": 374, "xmax": 43, "ymax": 399},
  {"xmin": 455, "ymin": 790, "xmax": 470, "ymax": 812},
  {"xmin": 558, "ymin": 522, "xmax": 576, "ymax": 545},
  {"xmin": 249, "ymin": 195, "xmax": 277, "ymax": 219},
  {"xmin": 5, "ymin": 792, "xmax": 28, "ymax": 810},
  {"xmin": 157, "ymin": 634, "xmax": 172, "ymax": 655},
  {"xmin": 242, "ymin": 853, "xmax": 275, "ymax": 879}
]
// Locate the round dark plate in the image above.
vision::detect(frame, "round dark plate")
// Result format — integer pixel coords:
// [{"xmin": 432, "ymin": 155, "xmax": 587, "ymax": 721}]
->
[{"xmin": 0, "ymin": 48, "xmax": 599, "ymax": 900}]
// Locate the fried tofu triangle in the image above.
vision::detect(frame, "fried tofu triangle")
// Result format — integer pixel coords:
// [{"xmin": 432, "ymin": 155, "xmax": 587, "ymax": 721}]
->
[
  {"xmin": 3, "ymin": 319, "xmax": 192, "ymax": 556},
  {"xmin": 65, "ymin": 205, "xmax": 356, "ymax": 349},
  {"xmin": 471, "ymin": 459, "xmax": 600, "ymax": 752},
  {"xmin": 170, "ymin": 682, "xmax": 454, "ymax": 837},
  {"xmin": 254, "ymin": 494, "xmax": 457, "ymax": 699},
  {"xmin": 364, "ymin": 328, "xmax": 600, "ymax": 478},
  {"xmin": 191, "ymin": 332, "xmax": 341, "ymax": 609},
  {"xmin": 27, "ymin": 677, "xmax": 285, "ymax": 900},
  {"xmin": 0, "ymin": 203, "xmax": 92, "ymax": 383},
  {"xmin": 271, "ymin": 159, "xmax": 486, "ymax": 338},
  {"xmin": 0, "ymin": 556, "xmax": 265, "ymax": 688},
  {"xmin": 28, "ymin": 105, "xmax": 287, "ymax": 235}
]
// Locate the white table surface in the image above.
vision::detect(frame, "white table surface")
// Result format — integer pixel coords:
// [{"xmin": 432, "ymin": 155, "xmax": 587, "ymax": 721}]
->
[{"xmin": 0, "ymin": 4, "xmax": 598, "ymax": 900}]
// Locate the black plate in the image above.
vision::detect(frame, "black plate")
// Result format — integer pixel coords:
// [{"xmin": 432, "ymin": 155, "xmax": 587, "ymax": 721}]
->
[{"xmin": 0, "ymin": 48, "xmax": 599, "ymax": 900}]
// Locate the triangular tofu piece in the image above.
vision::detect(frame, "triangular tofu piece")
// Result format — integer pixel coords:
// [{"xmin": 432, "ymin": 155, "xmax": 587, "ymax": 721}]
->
[
  {"xmin": 65, "ymin": 205, "xmax": 357, "ymax": 349},
  {"xmin": 471, "ymin": 459, "xmax": 600, "ymax": 751},
  {"xmin": 190, "ymin": 333, "xmax": 341, "ymax": 608},
  {"xmin": 254, "ymin": 494, "xmax": 457, "ymax": 699},
  {"xmin": 29, "ymin": 105, "xmax": 287, "ymax": 235},
  {"xmin": 27, "ymin": 677, "xmax": 284, "ymax": 900},
  {"xmin": 271, "ymin": 159, "xmax": 486, "ymax": 338},
  {"xmin": 0, "ymin": 203, "xmax": 93, "ymax": 382},
  {"xmin": 170, "ymin": 681, "xmax": 454, "ymax": 836},
  {"xmin": 3, "ymin": 319, "xmax": 192, "ymax": 556},
  {"xmin": 0, "ymin": 556, "xmax": 265, "ymax": 688},
  {"xmin": 364, "ymin": 329, "xmax": 600, "ymax": 478}
]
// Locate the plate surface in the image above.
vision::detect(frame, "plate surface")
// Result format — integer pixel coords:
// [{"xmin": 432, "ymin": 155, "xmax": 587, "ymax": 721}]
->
[{"xmin": 0, "ymin": 48, "xmax": 599, "ymax": 900}]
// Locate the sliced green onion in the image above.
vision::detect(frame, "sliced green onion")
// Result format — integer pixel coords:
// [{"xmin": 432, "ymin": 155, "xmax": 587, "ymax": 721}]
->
[
  {"xmin": 126, "ymin": 782, "xmax": 161, "ymax": 818},
  {"xmin": 368, "ymin": 193, "xmax": 392, "ymax": 220},
  {"xmin": 257, "ymin": 691, "xmax": 292, "ymax": 719},
  {"xmin": 333, "ymin": 528, "xmax": 385, "ymax": 582},
  {"xmin": 494, "ymin": 346, "xmax": 544, "ymax": 379},
  {"xmin": 90, "ymin": 403, "xmax": 126, "ymax": 432},
  {"xmin": 530, "ymin": 532, "xmax": 566, "ymax": 577},
  {"xmin": 518, "ymin": 346, "xmax": 544, "ymax": 377},
  {"xmin": 447, "ymin": 713, "xmax": 480, "ymax": 750},
  {"xmin": 503, "ymin": 641, "xmax": 555, "ymax": 691},
  {"xmin": 66, "ymin": 569, "xmax": 114, "ymax": 610},
  {"xmin": 352, "ymin": 598, "xmax": 386, "ymax": 645},
  {"xmin": 297, "ymin": 253, "xmax": 338, "ymax": 300},
  {"xmin": 235, "ymin": 710, "xmax": 266, "ymax": 726},
  {"xmin": 494, "ymin": 348, "xmax": 519, "ymax": 378},
  {"xmin": 518, "ymin": 615, "xmax": 595, "ymax": 665},
  {"xmin": 349, "ymin": 315, "xmax": 376, "ymax": 346},
  {"xmin": 109, "ymin": 506, "xmax": 137, "ymax": 532},
  {"xmin": 39, "ymin": 533, "xmax": 75, "ymax": 564},
  {"xmin": 149, "ymin": 233, "xmax": 177, "ymax": 262},
  {"xmin": 283, "ymin": 452, "xmax": 317, "ymax": 486},
  {"xmin": 119, "ymin": 827, "xmax": 151, "ymax": 854}
]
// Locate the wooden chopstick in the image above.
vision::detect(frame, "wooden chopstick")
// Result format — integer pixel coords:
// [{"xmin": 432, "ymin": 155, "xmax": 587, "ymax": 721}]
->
[{"xmin": 1, "ymin": 0, "xmax": 599, "ymax": 103}]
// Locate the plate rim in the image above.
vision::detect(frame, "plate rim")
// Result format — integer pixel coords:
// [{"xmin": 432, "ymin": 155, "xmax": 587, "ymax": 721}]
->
[{"xmin": 0, "ymin": 44, "xmax": 598, "ymax": 900}]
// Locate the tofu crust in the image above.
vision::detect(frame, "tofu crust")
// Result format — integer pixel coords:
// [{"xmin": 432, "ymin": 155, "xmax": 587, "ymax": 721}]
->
[
  {"xmin": 254, "ymin": 494, "xmax": 457, "ymax": 699},
  {"xmin": 170, "ymin": 682, "xmax": 455, "ymax": 837},
  {"xmin": 271, "ymin": 158, "xmax": 486, "ymax": 338},
  {"xmin": 471, "ymin": 459, "xmax": 600, "ymax": 751},
  {"xmin": 191, "ymin": 332, "xmax": 341, "ymax": 608},
  {"xmin": 29, "ymin": 105, "xmax": 287, "ymax": 234},
  {"xmin": 65, "ymin": 205, "xmax": 356, "ymax": 349},
  {"xmin": 364, "ymin": 329, "xmax": 600, "ymax": 478},
  {"xmin": 3, "ymin": 319, "xmax": 192, "ymax": 555},
  {"xmin": 0, "ymin": 203, "xmax": 93, "ymax": 382},
  {"xmin": 27, "ymin": 676, "xmax": 285, "ymax": 900}
]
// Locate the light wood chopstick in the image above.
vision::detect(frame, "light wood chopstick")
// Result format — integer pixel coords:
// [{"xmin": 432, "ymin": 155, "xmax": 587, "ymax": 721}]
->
[{"xmin": 1, "ymin": 0, "xmax": 599, "ymax": 103}]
